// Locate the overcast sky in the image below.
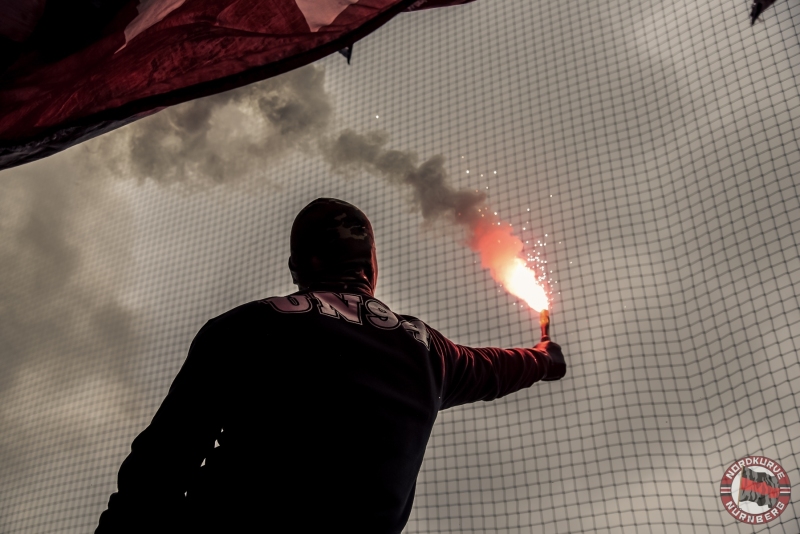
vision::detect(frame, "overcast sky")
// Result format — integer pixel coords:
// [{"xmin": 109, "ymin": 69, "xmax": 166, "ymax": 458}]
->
[{"xmin": 1, "ymin": 1, "xmax": 799, "ymax": 532}]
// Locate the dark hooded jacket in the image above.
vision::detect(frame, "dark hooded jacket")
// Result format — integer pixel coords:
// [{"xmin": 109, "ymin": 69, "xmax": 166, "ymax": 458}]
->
[{"xmin": 96, "ymin": 199, "xmax": 564, "ymax": 533}]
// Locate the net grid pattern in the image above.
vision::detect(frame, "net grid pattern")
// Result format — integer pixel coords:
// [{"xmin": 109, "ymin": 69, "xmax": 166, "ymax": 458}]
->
[{"xmin": 0, "ymin": 0, "xmax": 798, "ymax": 533}]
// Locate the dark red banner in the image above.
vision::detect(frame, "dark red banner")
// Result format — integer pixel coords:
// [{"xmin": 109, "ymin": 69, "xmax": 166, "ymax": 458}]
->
[{"xmin": 0, "ymin": 0, "xmax": 474, "ymax": 170}]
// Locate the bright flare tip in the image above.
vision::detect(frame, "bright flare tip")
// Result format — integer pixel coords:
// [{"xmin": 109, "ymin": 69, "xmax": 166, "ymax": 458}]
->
[{"xmin": 501, "ymin": 258, "xmax": 549, "ymax": 312}]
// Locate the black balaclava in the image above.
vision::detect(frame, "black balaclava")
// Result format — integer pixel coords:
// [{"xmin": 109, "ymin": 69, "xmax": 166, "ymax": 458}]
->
[{"xmin": 288, "ymin": 198, "xmax": 378, "ymax": 296}]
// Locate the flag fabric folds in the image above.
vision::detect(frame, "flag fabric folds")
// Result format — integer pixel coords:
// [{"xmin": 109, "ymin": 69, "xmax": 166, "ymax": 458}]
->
[
  {"xmin": 750, "ymin": 0, "xmax": 777, "ymax": 25},
  {"xmin": 0, "ymin": 0, "xmax": 475, "ymax": 171}
]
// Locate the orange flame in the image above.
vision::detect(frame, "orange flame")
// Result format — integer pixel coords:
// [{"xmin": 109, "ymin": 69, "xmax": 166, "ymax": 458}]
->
[
  {"xmin": 501, "ymin": 258, "xmax": 549, "ymax": 311},
  {"xmin": 470, "ymin": 215, "xmax": 549, "ymax": 312}
]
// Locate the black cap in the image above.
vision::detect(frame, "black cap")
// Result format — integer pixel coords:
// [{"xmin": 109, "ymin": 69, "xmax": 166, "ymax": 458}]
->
[{"xmin": 288, "ymin": 198, "xmax": 377, "ymax": 295}]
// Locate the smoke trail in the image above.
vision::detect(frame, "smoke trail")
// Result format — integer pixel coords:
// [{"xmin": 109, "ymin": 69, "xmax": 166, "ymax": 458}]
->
[
  {"xmin": 91, "ymin": 65, "xmax": 548, "ymax": 307},
  {"xmin": 321, "ymin": 129, "xmax": 549, "ymax": 310}
]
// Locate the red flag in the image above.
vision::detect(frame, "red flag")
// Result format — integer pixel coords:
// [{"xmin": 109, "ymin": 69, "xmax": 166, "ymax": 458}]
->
[{"xmin": 0, "ymin": 0, "xmax": 475, "ymax": 171}]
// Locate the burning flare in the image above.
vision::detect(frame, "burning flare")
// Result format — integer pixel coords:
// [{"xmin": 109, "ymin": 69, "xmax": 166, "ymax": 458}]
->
[
  {"xmin": 469, "ymin": 213, "xmax": 550, "ymax": 312},
  {"xmin": 502, "ymin": 258, "xmax": 549, "ymax": 311}
]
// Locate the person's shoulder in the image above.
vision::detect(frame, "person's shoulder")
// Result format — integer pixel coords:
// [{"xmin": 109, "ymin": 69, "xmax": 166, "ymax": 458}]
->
[
  {"xmin": 393, "ymin": 310, "xmax": 431, "ymax": 327},
  {"xmin": 395, "ymin": 312, "xmax": 438, "ymax": 337},
  {"xmin": 203, "ymin": 297, "xmax": 281, "ymax": 331}
]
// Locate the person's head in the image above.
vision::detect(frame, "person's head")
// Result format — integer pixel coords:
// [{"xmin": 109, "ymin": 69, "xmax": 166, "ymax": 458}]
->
[{"xmin": 288, "ymin": 198, "xmax": 378, "ymax": 296}]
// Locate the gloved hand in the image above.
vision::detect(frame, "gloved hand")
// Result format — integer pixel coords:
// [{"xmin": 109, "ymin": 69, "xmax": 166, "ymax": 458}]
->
[{"xmin": 534, "ymin": 340, "xmax": 566, "ymax": 381}]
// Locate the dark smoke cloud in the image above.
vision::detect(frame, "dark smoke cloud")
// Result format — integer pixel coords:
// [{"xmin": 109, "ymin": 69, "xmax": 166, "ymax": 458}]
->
[
  {"xmin": 95, "ymin": 63, "xmax": 489, "ymax": 236},
  {"xmin": 90, "ymin": 62, "xmax": 484, "ymax": 239},
  {"xmin": 95, "ymin": 64, "xmax": 333, "ymax": 187}
]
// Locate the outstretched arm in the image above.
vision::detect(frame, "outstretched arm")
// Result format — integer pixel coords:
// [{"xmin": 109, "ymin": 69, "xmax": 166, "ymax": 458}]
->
[
  {"xmin": 96, "ymin": 319, "xmax": 229, "ymax": 533},
  {"xmin": 429, "ymin": 326, "xmax": 565, "ymax": 410}
]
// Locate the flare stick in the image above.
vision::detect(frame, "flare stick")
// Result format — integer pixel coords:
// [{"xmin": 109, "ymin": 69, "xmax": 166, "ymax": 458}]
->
[{"xmin": 540, "ymin": 309, "xmax": 550, "ymax": 342}]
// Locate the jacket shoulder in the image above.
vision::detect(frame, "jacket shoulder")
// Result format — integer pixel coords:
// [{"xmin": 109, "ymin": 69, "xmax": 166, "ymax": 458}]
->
[{"xmin": 204, "ymin": 299, "xmax": 273, "ymax": 330}]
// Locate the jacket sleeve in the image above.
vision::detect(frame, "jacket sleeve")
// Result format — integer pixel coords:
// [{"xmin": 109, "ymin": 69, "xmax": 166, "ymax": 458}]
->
[
  {"xmin": 428, "ymin": 326, "xmax": 549, "ymax": 410},
  {"xmin": 96, "ymin": 319, "xmax": 229, "ymax": 534}
]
